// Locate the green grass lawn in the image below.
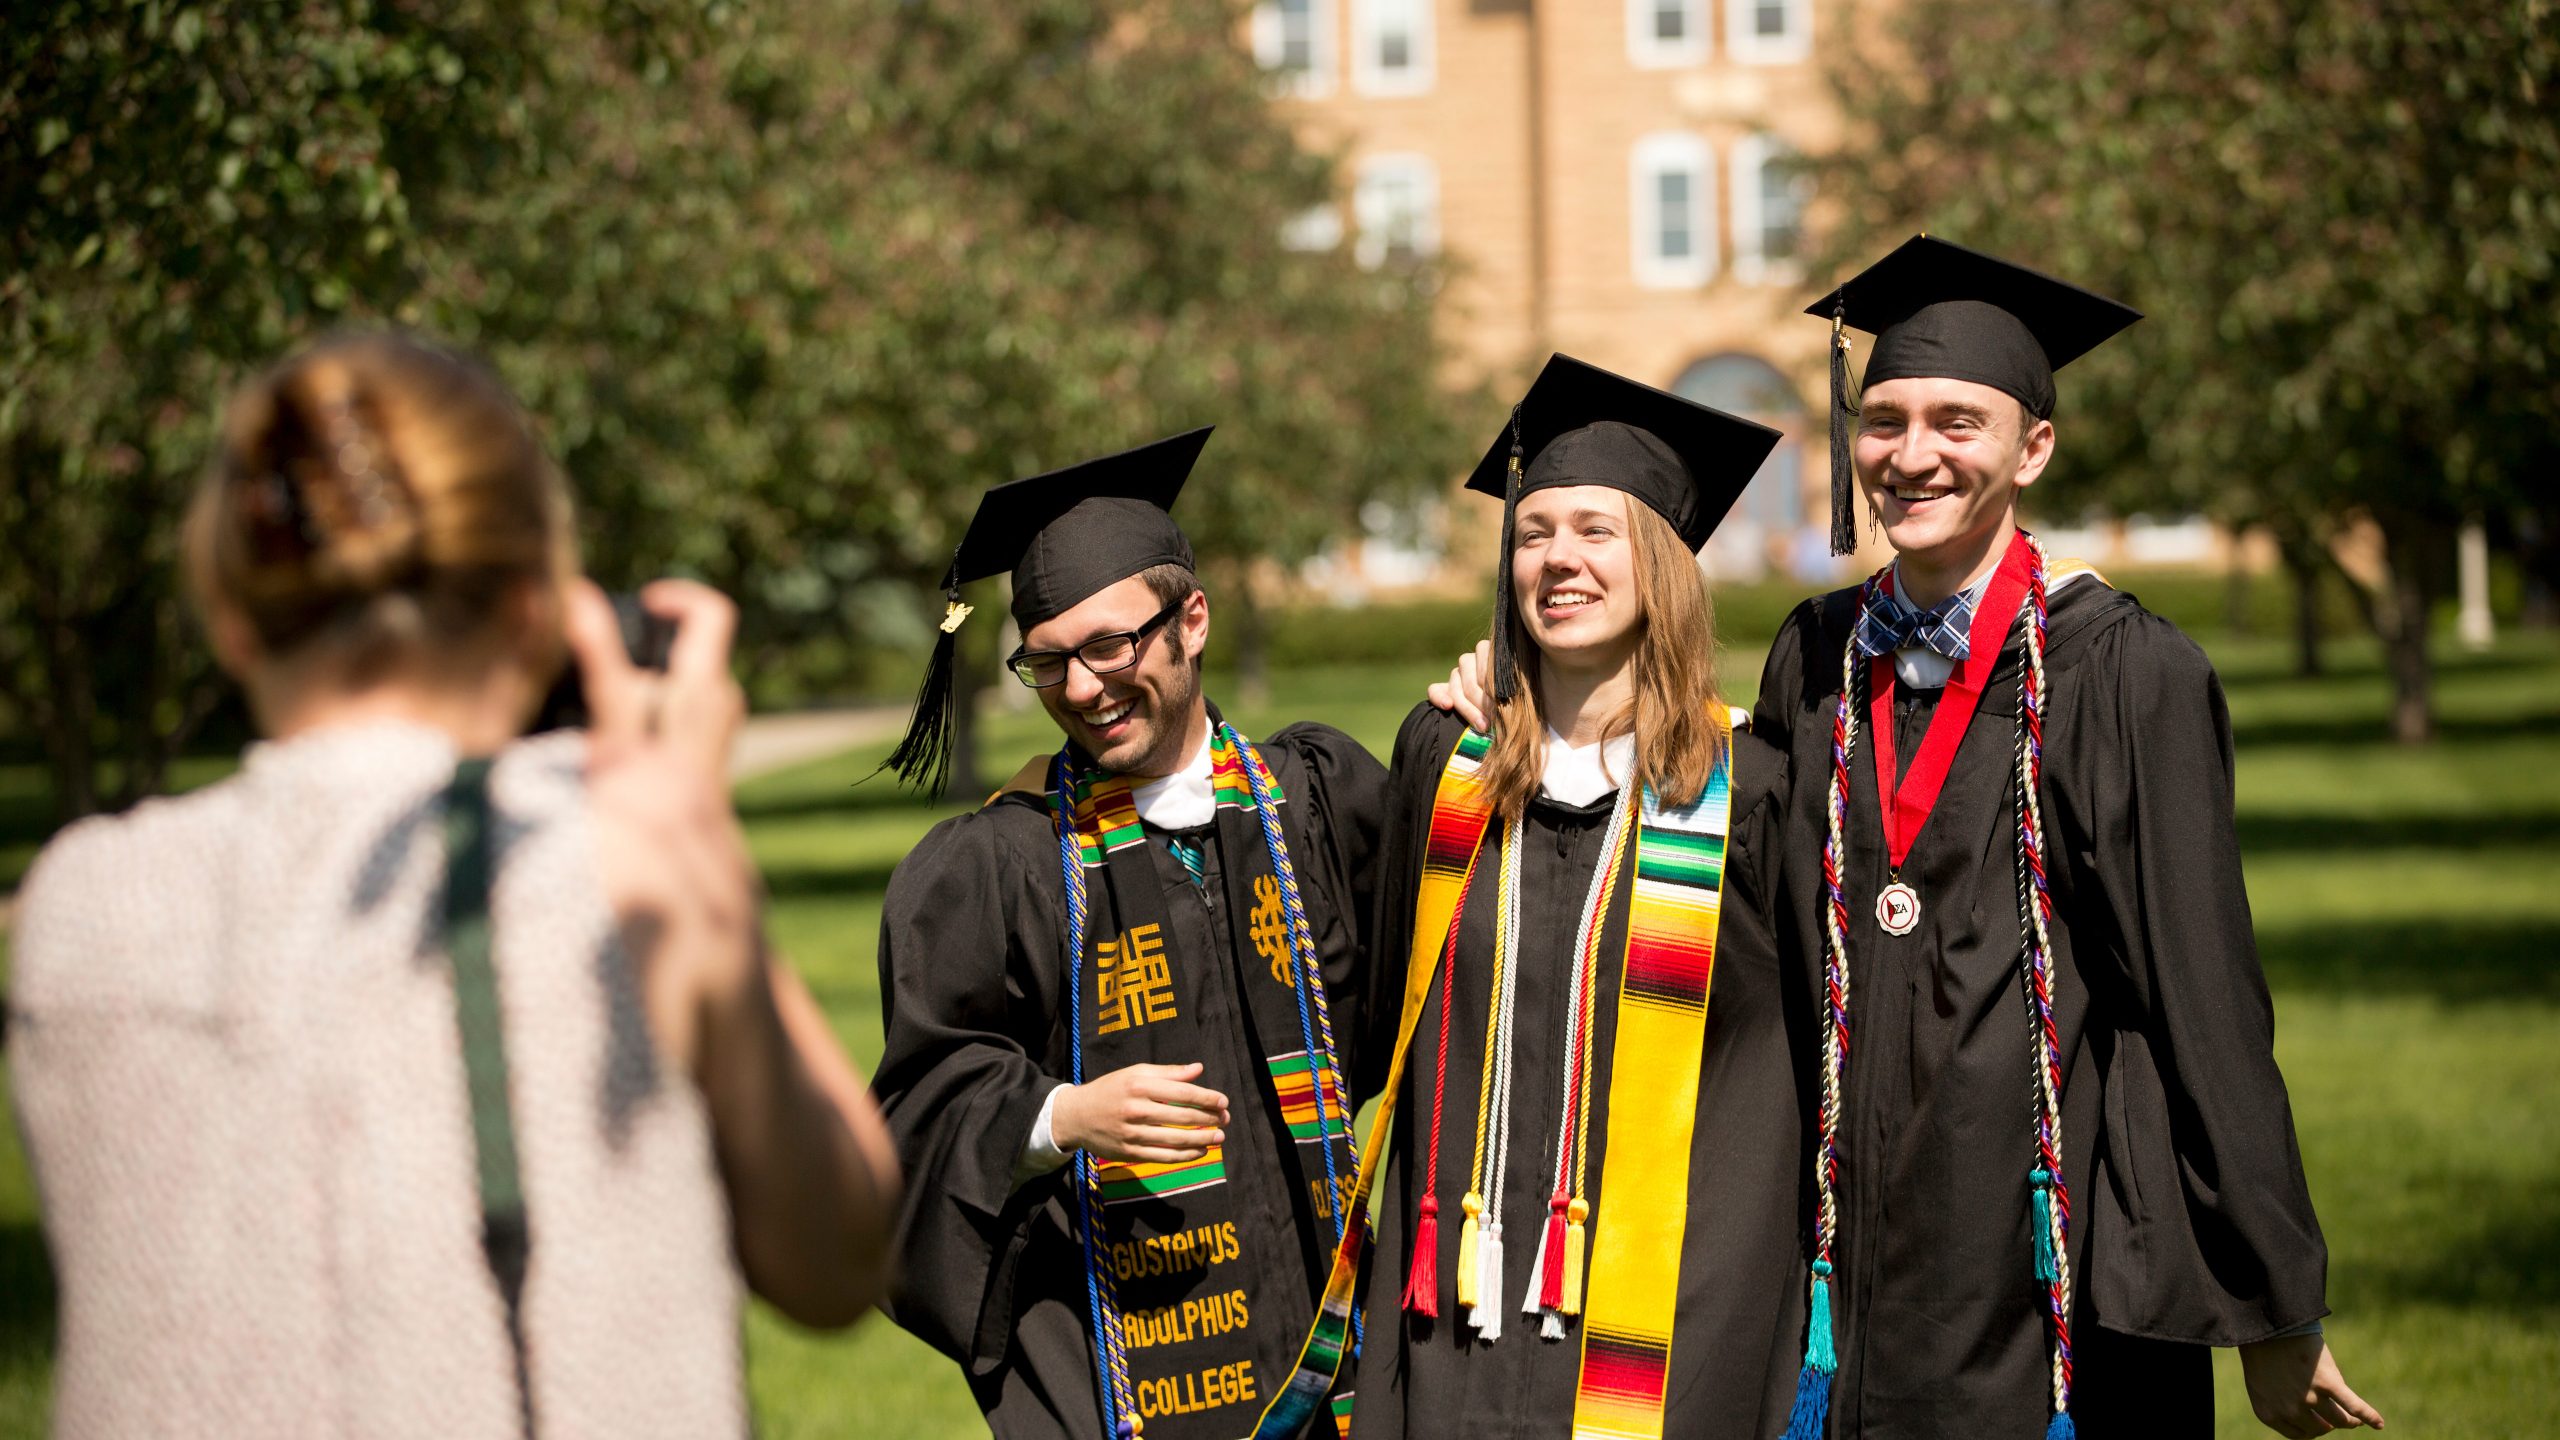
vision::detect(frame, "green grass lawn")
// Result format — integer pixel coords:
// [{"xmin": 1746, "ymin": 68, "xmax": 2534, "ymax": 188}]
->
[{"xmin": 4, "ymin": 600, "xmax": 2558, "ymax": 1435}]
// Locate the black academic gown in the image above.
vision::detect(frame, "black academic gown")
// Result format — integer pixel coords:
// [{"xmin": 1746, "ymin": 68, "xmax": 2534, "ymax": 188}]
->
[
  {"xmin": 1350, "ymin": 703, "xmax": 1811, "ymax": 1440},
  {"xmin": 1752, "ymin": 577, "xmax": 2330, "ymax": 1440},
  {"xmin": 874, "ymin": 722, "xmax": 1390, "ymax": 1440}
]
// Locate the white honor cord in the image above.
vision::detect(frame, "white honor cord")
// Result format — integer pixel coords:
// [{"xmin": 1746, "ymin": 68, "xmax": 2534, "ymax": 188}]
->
[
  {"xmin": 1523, "ymin": 780, "xmax": 1640, "ymax": 1330},
  {"xmin": 1471, "ymin": 819, "xmax": 1528, "ymax": 1342}
]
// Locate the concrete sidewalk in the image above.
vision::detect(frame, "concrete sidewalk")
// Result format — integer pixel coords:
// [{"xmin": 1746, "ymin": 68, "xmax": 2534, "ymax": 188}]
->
[{"xmin": 728, "ymin": 704, "xmax": 907, "ymax": 783}]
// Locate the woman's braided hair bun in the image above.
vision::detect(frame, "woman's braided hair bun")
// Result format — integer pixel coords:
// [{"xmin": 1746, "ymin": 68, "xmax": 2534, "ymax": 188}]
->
[{"xmin": 188, "ymin": 332, "xmax": 573, "ymax": 664}]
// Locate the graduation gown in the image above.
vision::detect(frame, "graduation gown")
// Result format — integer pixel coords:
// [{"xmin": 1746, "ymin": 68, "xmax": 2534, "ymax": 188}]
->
[
  {"xmin": 1751, "ymin": 576, "xmax": 2330, "ymax": 1440},
  {"xmin": 1350, "ymin": 703, "xmax": 1810, "ymax": 1440},
  {"xmin": 873, "ymin": 721, "xmax": 1390, "ymax": 1440}
]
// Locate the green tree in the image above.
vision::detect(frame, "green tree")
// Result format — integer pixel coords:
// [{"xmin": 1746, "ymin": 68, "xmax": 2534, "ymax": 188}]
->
[
  {"xmin": 2, "ymin": 0, "xmax": 1470, "ymax": 818},
  {"xmin": 1814, "ymin": 0, "xmax": 2559, "ymax": 740}
]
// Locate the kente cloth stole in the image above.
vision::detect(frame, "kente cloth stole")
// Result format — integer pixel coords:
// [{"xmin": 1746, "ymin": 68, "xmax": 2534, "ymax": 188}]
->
[{"xmin": 1060, "ymin": 721, "xmax": 1360, "ymax": 1440}]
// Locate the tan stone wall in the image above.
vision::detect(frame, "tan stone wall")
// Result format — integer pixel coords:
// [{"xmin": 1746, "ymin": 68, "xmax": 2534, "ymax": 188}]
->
[{"xmin": 1268, "ymin": 0, "xmax": 1899, "ymax": 586}]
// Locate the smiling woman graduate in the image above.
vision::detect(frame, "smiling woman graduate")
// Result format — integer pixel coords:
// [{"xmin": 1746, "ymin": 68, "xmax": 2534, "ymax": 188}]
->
[{"xmin": 1344, "ymin": 357, "xmax": 1814, "ymax": 1440}]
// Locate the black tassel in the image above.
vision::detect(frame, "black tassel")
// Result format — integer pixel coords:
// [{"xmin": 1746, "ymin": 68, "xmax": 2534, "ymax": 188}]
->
[
  {"xmin": 1828, "ymin": 300, "xmax": 1859, "ymax": 557},
  {"xmin": 1489, "ymin": 403, "xmax": 1526, "ymax": 707},
  {"xmin": 879, "ymin": 558, "xmax": 971, "ymax": 796}
]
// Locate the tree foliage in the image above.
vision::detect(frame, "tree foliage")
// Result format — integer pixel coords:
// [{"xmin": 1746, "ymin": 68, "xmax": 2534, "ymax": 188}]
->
[
  {"xmin": 2, "ymin": 0, "xmax": 1471, "ymax": 816},
  {"xmin": 1814, "ymin": 0, "xmax": 2560, "ymax": 739}
]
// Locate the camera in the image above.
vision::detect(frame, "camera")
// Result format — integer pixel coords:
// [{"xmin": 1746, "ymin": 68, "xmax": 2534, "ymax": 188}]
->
[{"xmin": 528, "ymin": 591, "xmax": 680, "ymax": 733}]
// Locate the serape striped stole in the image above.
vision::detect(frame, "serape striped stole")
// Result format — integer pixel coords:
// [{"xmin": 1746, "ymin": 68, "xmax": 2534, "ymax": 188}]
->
[
  {"xmin": 1245, "ymin": 728, "xmax": 1500, "ymax": 1439},
  {"xmin": 1572, "ymin": 726, "xmax": 1730, "ymax": 1440}
]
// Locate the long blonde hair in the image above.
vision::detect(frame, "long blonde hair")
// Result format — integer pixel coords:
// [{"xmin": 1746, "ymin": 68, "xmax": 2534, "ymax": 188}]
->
[{"xmin": 1475, "ymin": 497, "xmax": 1723, "ymax": 819}]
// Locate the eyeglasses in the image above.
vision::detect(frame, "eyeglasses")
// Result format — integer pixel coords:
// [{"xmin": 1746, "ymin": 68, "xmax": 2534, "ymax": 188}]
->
[{"xmin": 1007, "ymin": 598, "xmax": 1183, "ymax": 688}]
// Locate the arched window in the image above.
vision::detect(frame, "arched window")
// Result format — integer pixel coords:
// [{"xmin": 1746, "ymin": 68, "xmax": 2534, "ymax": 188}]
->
[{"xmin": 1673, "ymin": 353, "xmax": 1816, "ymax": 581}]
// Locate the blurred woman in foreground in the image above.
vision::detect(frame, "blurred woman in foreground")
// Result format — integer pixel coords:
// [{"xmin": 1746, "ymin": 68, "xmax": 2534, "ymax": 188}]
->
[{"xmin": 7, "ymin": 333, "xmax": 897, "ymax": 1438}]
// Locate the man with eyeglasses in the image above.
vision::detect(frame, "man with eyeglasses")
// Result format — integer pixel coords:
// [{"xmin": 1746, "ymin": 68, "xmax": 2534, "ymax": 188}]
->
[{"xmin": 871, "ymin": 430, "xmax": 1390, "ymax": 1440}]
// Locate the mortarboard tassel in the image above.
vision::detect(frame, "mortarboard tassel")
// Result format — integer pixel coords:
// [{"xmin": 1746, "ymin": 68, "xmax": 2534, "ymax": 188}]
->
[
  {"xmin": 881, "ymin": 557, "xmax": 973, "ymax": 796},
  {"xmin": 1828, "ymin": 301, "xmax": 1859, "ymax": 558},
  {"xmin": 1488, "ymin": 403, "xmax": 1527, "ymax": 707},
  {"xmin": 1401, "ymin": 1194, "xmax": 1442, "ymax": 1319}
]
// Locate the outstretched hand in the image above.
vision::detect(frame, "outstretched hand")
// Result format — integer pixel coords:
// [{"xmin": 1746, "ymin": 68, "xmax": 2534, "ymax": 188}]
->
[
  {"xmin": 2239, "ymin": 1333, "xmax": 2384, "ymax": 1436},
  {"xmin": 1426, "ymin": 640, "xmax": 1496, "ymax": 733}
]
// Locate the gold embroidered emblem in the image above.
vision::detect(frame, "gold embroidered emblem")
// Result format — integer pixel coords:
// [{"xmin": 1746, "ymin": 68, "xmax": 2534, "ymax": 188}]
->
[
  {"xmin": 1096, "ymin": 922, "xmax": 1177, "ymax": 1034},
  {"xmin": 1248, "ymin": 874, "xmax": 1293, "ymax": 987}
]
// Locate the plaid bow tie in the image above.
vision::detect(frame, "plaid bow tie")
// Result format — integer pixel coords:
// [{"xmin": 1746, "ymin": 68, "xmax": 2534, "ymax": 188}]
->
[{"xmin": 1855, "ymin": 584, "xmax": 1978, "ymax": 661}]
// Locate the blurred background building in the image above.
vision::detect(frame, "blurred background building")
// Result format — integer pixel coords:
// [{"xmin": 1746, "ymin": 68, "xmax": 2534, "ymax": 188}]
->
[
  {"xmin": 1252, "ymin": 0, "xmax": 1854, "ymax": 589},
  {"xmin": 1244, "ymin": 0, "xmax": 2249, "ymax": 593}
]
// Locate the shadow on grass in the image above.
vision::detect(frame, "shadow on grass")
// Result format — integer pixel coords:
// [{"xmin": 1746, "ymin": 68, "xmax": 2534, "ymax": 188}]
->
[
  {"xmin": 2257, "ymin": 918, "xmax": 2560, "ymax": 1004},
  {"xmin": 0, "ymin": 1220, "xmax": 54, "ymax": 1365},
  {"xmin": 2352, "ymin": 1172, "xmax": 2560, "ymax": 1318},
  {"xmin": 2228, "ymin": 710, "xmax": 2560, "ymax": 750},
  {"xmin": 2236, "ymin": 813, "xmax": 2560, "ymax": 854},
  {"xmin": 2213, "ymin": 646, "xmax": 2556, "ymax": 692},
  {"xmin": 762, "ymin": 863, "xmax": 905, "ymax": 901}
]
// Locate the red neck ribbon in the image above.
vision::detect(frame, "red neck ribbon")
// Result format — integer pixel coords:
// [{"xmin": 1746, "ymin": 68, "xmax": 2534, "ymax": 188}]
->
[{"xmin": 1866, "ymin": 530, "xmax": 2035, "ymax": 875}]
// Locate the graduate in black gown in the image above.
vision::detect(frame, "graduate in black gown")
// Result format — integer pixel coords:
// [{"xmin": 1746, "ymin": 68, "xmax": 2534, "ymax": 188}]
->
[
  {"xmin": 1351, "ymin": 358, "xmax": 1814, "ymax": 1440},
  {"xmin": 872, "ymin": 432, "xmax": 1390, "ymax": 1440},
  {"xmin": 1753, "ymin": 238, "xmax": 2384, "ymax": 1439}
]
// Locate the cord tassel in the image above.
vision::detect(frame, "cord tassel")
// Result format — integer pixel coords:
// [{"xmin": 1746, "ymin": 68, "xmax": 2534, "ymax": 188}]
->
[
  {"xmin": 2046, "ymin": 1412, "xmax": 2076, "ymax": 1440},
  {"xmin": 1402, "ymin": 1195, "xmax": 1442, "ymax": 1319},
  {"xmin": 1473, "ymin": 1225, "xmax": 1506, "ymax": 1341},
  {"xmin": 1781, "ymin": 1265, "xmax": 1839, "ymax": 1440},
  {"xmin": 1454, "ymin": 1193, "xmax": 1484, "ymax": 1312},
  {"xmin": 2031, "ymin": 1169, "xmax": 2058, "ymax": 1283},
  {"xmin": 1807, "ymin": 1264, "xmax": 1837, "ymax": 1373},
  {"xmin": 1558, "ymin": 1199, "xmax": 1588, "ymax": 1316},
  {"xmin": 1536, "ymin": 1194, "xmax": 1568, "ymax": 1311},
  {"xmin": 1521, "ymin": 1210, "xmax": 1552, "ymax": 1317},
  {"xmin": 1782, "ymin": 1365, "xmax": 1833, "ymax": 1440}
]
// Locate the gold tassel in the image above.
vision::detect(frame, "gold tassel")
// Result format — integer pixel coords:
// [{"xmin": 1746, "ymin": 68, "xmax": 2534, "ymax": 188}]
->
[
  {"xmin": 1455, "ymin": 1192, "xmax": 1485, "ymax": 1311},
  {"xmin": 1559, "ymin": 1198, "xmax": 1590, "ymax": 1316}
]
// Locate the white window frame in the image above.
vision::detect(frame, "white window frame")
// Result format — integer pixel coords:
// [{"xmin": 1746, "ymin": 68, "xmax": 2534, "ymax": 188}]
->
[
  {"xmin": 1630, "ymin": 133, "xmax": 1715, "ymax": 289},
  {"xmin": 1353, "ymin": 152, "xmax": 1440, "ymax": 270},
  {"xmin": 1626, "ymin": 0, "xmax": 1710, "ymax": 68},
  {"xmin": 1727, "ymin": 0, "xmax": 1812, "ymax": 65},
  {"xmin": 1280, "ymin": 202, "xmax": 1345, "ymax": 253},
  {"xmin": 1730, "ymin": 133, "xmax": 1809, "ymax": 284},
  {"xmin": 1252, "ymin": 0, "xmax": 1338, "ymax": 98},
  {"xmin": 1352, "ymin": 0, "xmax": 1435, "ymax": 96}
]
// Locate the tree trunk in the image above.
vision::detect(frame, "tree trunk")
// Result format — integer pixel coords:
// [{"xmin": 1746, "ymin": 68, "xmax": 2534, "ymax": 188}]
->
[
  {"xmin": 2223, "ymin": 552, "xmax": 2256, "ymax": 637},
  {"xmin": 2373, "ymin": 522, "xmax": 2439, "ymax": 745},
  {"xmin": 2277, "ymin": 534, "xmax": 2326, "ymax": 678}
]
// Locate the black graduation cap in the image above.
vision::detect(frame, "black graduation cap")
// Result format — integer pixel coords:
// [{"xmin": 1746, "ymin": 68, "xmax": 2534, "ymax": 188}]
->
[
  {"xmin": 1804, "ymin": 236, "xmax": 2142, "ymax": 554},
  {"xmin": 881, "ymin": 427, "xmax": 1211, "ymax": 794},
  {"xmin": 1464, "ymin": 354, "xmax": 1781, "ymax": 703}
]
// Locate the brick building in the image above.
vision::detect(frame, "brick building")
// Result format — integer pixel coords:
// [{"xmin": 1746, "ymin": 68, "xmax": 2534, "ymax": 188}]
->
[{"xmin": 1252, "ymin": 0, "xmax": 1866, "ymax": 588}]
